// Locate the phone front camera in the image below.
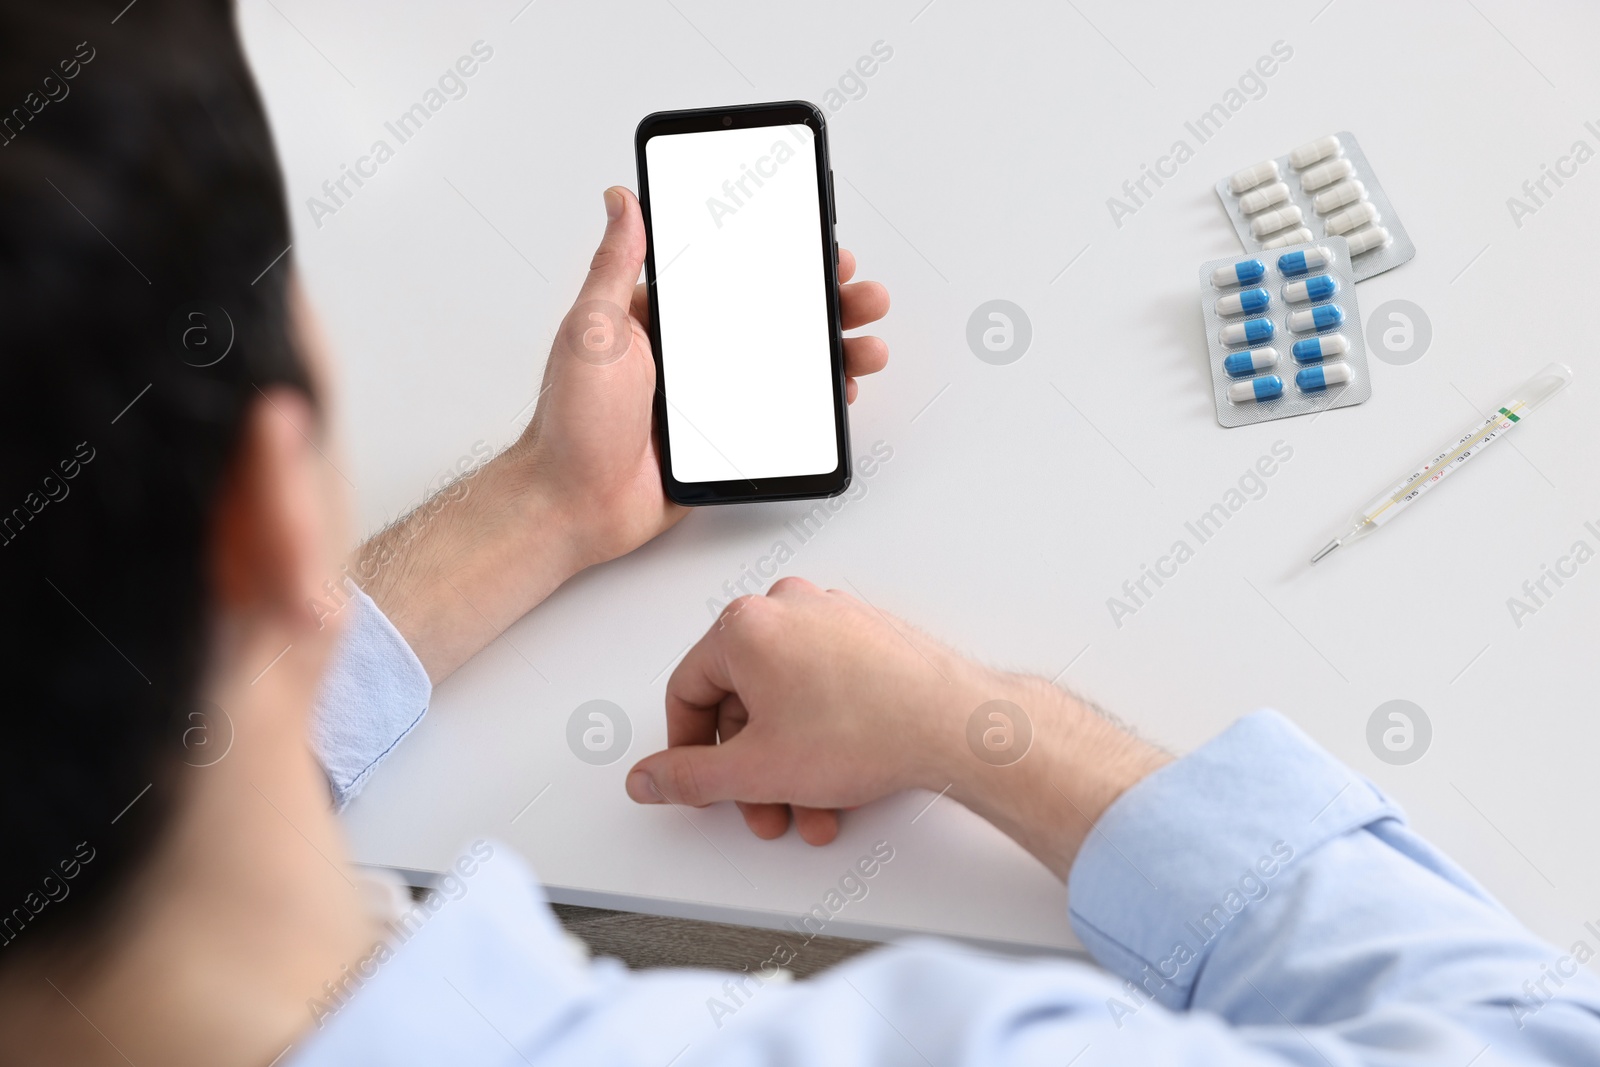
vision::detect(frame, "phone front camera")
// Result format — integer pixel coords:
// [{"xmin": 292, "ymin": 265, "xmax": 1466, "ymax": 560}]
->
[{"xmin": 722, "ymin": 116, "xmax": 732, "ymax": 126}]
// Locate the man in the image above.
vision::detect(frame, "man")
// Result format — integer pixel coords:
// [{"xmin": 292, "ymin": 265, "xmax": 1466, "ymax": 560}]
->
[{"xmin": 2, "ymin": 2, "xmax": 1597, "ymax": 1065}]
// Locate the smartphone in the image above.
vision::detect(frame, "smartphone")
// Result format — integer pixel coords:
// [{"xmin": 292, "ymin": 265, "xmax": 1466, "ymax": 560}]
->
[{"xmin": 635, "ymin": 101, "xmax": 849, "ymax": 506}]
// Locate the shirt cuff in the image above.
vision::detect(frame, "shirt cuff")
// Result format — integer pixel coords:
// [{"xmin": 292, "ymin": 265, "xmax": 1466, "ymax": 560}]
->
[
  {"xmin": 1065, "ymin": 709, "xmax": 1403, "ymax": 1009},
  {"xmin": 310, "ymin": 585, "xmax": 432, "ymax": 810}
]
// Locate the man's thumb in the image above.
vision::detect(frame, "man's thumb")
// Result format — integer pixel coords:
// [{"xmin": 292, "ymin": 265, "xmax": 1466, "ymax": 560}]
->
[
  {"xmin": 577, "ymin": 186, "xmax": 646, "ymax": 311},
  {"xmin": 626, "ymin": 744, "xmax": 755, "ymax": 808}
]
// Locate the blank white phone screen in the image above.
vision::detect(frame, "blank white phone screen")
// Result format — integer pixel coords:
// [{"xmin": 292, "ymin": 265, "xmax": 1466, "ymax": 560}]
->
[{"xmin": 645, "ymin": 124, "xmax": 838, "ymax": 483}]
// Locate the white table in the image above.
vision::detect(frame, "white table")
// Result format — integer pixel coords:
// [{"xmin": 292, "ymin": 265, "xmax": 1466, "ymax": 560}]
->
[{"xmin": 243, "ymin": 0, "xmax": 1600, "ymax": 955}]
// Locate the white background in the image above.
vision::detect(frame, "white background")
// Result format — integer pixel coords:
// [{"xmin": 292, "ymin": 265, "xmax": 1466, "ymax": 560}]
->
[
  {"xmin": 646, "ymin": 124, "xmax": 839, "ymax": 483},
  {"xmin": 239, "ymin": 0, "xmax": 1600, "ymax": 957}
]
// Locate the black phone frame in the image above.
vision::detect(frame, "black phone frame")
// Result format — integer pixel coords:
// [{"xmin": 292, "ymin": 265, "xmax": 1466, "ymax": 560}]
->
[{"xmin": 634, "ymin": 100, "xmax": 850, "ymax": 506}]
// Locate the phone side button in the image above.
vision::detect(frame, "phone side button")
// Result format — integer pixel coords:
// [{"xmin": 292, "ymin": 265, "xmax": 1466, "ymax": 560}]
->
[{"xmin": 828, "ymin": 170, "xmax": 836, "ymax": 224}]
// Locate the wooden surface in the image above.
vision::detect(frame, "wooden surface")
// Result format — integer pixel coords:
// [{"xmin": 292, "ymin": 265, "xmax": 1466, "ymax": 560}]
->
[{"xmin": 551, "ymin": 904, "xmax": 877, "ymax": 978}]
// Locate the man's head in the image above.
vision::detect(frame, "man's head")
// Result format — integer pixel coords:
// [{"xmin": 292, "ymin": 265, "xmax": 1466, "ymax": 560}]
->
[{"xmin": 1, "ymin": 0, "xmax": 346, "ymax": 957}]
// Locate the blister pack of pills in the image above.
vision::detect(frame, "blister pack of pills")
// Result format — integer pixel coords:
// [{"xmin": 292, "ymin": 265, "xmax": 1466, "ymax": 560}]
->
[
  {"xmin": 1199, "ymin": 235, "xmax": 1371, "ymax": 428},
  {"xmin": 1215, "ymin": 132, "xmax": 1414, "ymax": 283}
]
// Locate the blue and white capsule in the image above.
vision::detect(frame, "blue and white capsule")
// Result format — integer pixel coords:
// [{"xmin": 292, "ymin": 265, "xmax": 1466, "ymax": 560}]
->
[
  {"xmin": 1227, "ymin": 375, "xmax": 1285, "ymax": 404},
  {"xmin": 1219, "ymin": 317, "xmax": 1275, "ymax": 346},
  {"xmin": 1284, "ymin": 275, "xmax": 1338, "ymax": 303},
  {"xmin": 1223, "ymin": 347, "xmax": 1278, "ymax": 378},
  {"xmin": 1291, "ymin": 335, "xmax": 1350, "ymax": 364},
  {"xmin": 1288, "ymin": 303, "xmax": 1344, "ymax": 333},
  {"xmin": 1216, "ymin": 287, "xmax": 1270, "ymax": 316},
  {"xmin": 1276, "ymin": 245, "xmax": 1335, "ymax": 277},
  {"xmin": 1296, "ymin": 363, "xmax": 1353, "ymax": 392},
  {"xmin": 1209, "ymin": 258, "xmax": 1266, "ymax": 288}
]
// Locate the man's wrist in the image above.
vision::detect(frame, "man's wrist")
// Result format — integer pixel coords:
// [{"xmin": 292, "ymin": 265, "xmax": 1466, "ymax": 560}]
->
[
  {"xmin": 933, "ymin": 673, "xmax": 1171, "ymax": 881},
  {"xmin": 356, "ymin": 447, "xmax": 590, "ymax": 682},
  {"xmin": 494, "ymin": 445, "xmax": 592, "ymax": 578}
]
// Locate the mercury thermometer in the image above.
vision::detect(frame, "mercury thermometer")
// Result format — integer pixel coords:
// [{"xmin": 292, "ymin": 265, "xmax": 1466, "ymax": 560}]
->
[{"xmin": 1311, "ymin": 363, "xmax": 1573, "ymax": 564}]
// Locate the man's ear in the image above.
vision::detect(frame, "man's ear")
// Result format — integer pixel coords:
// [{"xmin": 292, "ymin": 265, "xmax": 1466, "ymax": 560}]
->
[{"xmin": 209, "ymin": 389, "xmax": 329, "ymax": 626}]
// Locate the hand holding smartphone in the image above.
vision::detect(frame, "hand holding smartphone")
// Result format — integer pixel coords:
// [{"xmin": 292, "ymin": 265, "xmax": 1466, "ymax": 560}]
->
[{"xmin": 635, "ymin": 101, "xmax": 849, "ymax": 505}]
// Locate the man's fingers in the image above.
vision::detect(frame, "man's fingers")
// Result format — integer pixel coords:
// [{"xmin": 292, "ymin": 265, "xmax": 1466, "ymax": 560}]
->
[
  {"xmin": 626, "ymin": 741, "xmax": 762, "ymax": 808},
  {"xmin": 843, "ymin": 335, "xmax": 888, "ymax": 378},
  {"xmin": 840, "ymin": 280, "xmax": 889, "ymax": 331},
  {"xmin": 793, "ymin": 806, "xmax": 840, "ymax": 845},
  {"xmin": 552, "ymin": 189, "xmax": 647, "ymax": 371},
  {"xmin": 714, "ymin": 692, "xmax": 752, "ymax": 747},
  {"xmin": 737, "ymin": 801, "xmax": 792, "ymax": 839},
  {"xmin": 577, "ymin": 187, "xmax": 647, "ymax": 312},
  {"xmin": 663, "ymin": 608, "xmax": 741, "ymax": 747},
  {"xmin": 766, "ymin": 575, "xmax": 820, "ymax": 598},
  {"xmin": 630, "ymin": 280, "xmax": 649, "ymax": 323},
  {"xmin": 837, "ymin": 246, "xmax": 857, "ymax": 284}
]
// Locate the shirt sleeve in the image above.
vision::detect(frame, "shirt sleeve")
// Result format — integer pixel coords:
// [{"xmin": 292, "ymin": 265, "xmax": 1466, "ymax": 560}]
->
[
  {"xmin": 1065, "ymin": 709, "xmax": 1600, "ymax": 1064},
  {"xmin": 289, "ymin": 710, "xmax": 1600, "ymax": 1067},
  {"xmin": 309, "ymin": 585, "xmax": 431, "ymax": 810}
]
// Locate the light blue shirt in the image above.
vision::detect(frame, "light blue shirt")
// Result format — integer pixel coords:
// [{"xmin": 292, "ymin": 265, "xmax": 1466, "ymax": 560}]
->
[{"xmin": 294, "ymin": 588, "xmax": 1600, "ymax": 1066}]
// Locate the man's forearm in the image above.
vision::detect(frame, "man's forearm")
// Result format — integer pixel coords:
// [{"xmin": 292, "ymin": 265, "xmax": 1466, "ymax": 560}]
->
[
  {"xmin": 936, "ymin": 673, "xmax": 1173, "ymax": 881},
  {"xmin": 353, "ymin": 445, "xmax": 586, "ymax": 683}
]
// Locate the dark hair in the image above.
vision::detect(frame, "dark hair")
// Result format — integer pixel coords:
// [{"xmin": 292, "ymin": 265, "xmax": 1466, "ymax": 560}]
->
[{"xmin": 0, "ymin": 0, "xmax": 311, "ymax": 954}]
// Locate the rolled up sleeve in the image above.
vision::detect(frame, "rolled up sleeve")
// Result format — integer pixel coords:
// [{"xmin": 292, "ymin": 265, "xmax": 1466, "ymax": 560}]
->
[
  {"xmin": 1068, "ymin": 710, "xmax": 1600, "ymax": 1062},
  {"xmin": 310, "ymin": 585, "xmax": 431, "ymax": 810}
]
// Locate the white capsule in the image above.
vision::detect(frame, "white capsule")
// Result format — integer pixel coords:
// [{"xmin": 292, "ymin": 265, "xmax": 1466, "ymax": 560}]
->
[
  {"xmin": 1289, "ymin": 135, "xmax": 1342, "ymax": 169},
  {"xmin": 1324, "ymin": 201, "xmax": 1380, "ymax": 236},
  {"xmin": 1300, "ymin": 157, "xmax": 1354, "ymax": 192},
  {"xmin": 1313, "ymin": 179, "xmax": 1366, "ymax": 214},
  {"xmin": 1262, "ymin": 226, "xmax": 1314, "ymax": 249},
  {"xmin": 1345, "ymin": 225, "xmax": 1393, "ymax": 256},
  {"xmin": 1250, "ymin": 204, "xmax": 1304, "ymax": 238},
  {"xmin": 1239, "ymin": 181, "xmax": 1291, "ymax": 215},
  {"xmin": 1229, "ymin": 159, "xmax": 1280, "ymax": 194}
]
